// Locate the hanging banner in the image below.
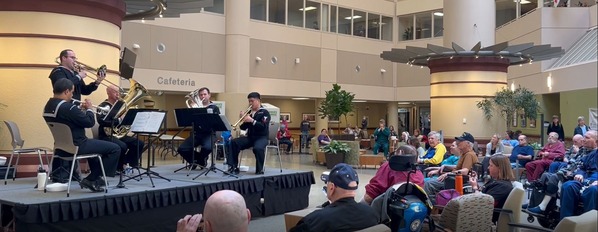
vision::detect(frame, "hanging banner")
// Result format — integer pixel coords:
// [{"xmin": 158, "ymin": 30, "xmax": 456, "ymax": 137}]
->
[{"xmin": 590, "ymin": 108, "xmax": 597, "ymax": 130}]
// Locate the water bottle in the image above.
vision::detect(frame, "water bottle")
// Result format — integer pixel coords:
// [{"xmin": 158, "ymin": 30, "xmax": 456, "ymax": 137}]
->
[
  {"xmin": 37, "ymin": 165, "xmax": 47, "ymax": 191},
  {"xmin": 455, "ymin": 171, "xmax": 464, "ymax": 195}
]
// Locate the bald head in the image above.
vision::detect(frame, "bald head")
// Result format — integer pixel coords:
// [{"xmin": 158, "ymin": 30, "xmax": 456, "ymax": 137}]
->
[
  {"xmin": 572, "ymin": 134, "xmax": 584, "ymax": 146},
  {"xmin": 106, "ymin": 85, "xmax": 120, "ymax": 102},
  {"xmin": 204, "ymin": 190, "xmax": 250, "ymax": 232}
]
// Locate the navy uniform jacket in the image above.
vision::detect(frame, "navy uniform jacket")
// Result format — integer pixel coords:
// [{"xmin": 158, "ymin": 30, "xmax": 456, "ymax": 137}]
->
[
  {"xmin": 49, "ymin": 66, "xmax": 98, "ymax": 100},
  {"xmin": 239, "ymin": 107, "xmax": 270, "ymax": 138},
  {"xmin": 43, "ymin": 98, "xmax": 95, "ymax": 146}
]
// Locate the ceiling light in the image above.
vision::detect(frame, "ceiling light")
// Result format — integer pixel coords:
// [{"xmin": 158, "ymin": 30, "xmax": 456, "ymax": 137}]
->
[
  {"xmin": 398, "ymin": 102, "xmax": 412, "ymax": 105},
  {"xmin": 255, "ymin": 56, "xmax": 262, "ymax": 62},
  {"xmin": 380, "ymin": 68, "xmax": 386, "ymax": 73},
  {"xmin": 433, "ymin": 12, "xmax": 444, "ymax": 17},
  {"xmin": 292, "ymin": 97, "xmax": 309, "ymax": 100},
  {"xmin": 514, "ymin": 0, "xmax": 532, "ymax": 4},
  {"xmin": 344, "ymin": 15, "xmax": 362, "ymax": 20},
  {"xmin": 295, "ymin": 58, "xmax": 301, "ymax": 64},
  {"xmin": 352, "ymin": 100, "xmax": 367, "ymax": 103},
  {"xmin": 299, "ymin": 6, "xmax": 317, "ymax": 11}
]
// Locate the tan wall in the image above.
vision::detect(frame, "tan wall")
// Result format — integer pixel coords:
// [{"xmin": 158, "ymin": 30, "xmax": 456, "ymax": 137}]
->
[
  {"xmin": 560, "ymin": 88, "xmax": 598, "ymax": 139},
  {"xmin": 250, "ymin": 39, "xmax": 321, "ymax": 82},
  {"xmin": 336, "ymin": 51, "xmax": 393, "ymax": 87},
  {"xmin": 395, "ymin": 0, "xmax": 443, "ymax": 15}
]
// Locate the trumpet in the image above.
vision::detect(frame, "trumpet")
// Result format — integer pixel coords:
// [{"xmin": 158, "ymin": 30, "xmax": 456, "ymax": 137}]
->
[
  {"xmin": 54, "ymin": 57, "xmax": 125, "ymax": 95},
  {"xmin": 71, "ymin": 99, "xmax": 111, "ymax": 115},
  {"xmin": 232, "ymin": 106, "xmax": 252, "ymax": 130}
]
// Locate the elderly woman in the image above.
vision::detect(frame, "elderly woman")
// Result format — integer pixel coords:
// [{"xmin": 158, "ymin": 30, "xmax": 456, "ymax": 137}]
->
[
  {"xmin": 469, "ymin": 155, "xmax": 514, "ymax": 222},
  {"xmin": 480, "ymin": 133, "xmax": 506, "ymax": 177}
]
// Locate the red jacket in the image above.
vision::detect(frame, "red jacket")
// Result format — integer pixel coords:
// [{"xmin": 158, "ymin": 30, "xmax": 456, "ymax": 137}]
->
[
  {"xmin": 365, "ymin": 161, "xmax": 425, "ymax": 200},
  {"xmin": 277, "ymin": 128, "xmax": 291, "ymax": 140}
]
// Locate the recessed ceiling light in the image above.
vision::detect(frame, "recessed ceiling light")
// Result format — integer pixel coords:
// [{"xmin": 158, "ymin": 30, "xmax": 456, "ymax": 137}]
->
[
  {"xmin": 292, "ymin": 97, "xmax": 309, "ymax": 100},
  {"xmin": 513, "ymin": 0, "xmax": 531, "ymax": 4},
  {"xmin": 352, "ymin": 100, "xmax": 367, "ymax": 103},
  {"xmin": 344, "ymin": 15, "xmax": 362, "ymax": 20},
  {"xmin": 299, "ymin": 6, "xmax": 317, "ymax": 11}
]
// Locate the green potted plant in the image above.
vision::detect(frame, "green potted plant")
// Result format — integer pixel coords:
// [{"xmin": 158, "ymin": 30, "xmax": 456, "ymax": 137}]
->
[
  {"xmin": 476, "ymin": 86, "xmax": 540, "ymax": 131},
  {"xmin": 322, "ymin": 140, "xmax": 352, "ymax": 169},
  {"xmin": 530, "ymin": 142, "xmax": 542, "ymax": 157},
  {"xmin": 318, "ymin": 84, "xmax": 355, "ymax": 134}
]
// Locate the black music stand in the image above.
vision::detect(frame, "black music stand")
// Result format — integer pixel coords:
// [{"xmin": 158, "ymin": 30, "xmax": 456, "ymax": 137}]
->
[
  {"xmin": 173, "ymin": 108, "xmax": 207, "ymax": 176},
  {"xmin": 192, "ymin": 113, "xmax": 236, "ymax": 179},
  {"xmin": 123, "ymin": 110, "xmax": 171, "ymax": 187}
]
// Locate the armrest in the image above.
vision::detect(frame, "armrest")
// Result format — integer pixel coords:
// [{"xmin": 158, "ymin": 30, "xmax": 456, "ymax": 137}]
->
[
  {"xmin": 507, "ymin": 223, "xmax": 552, "ymax": 232},
  {"xmin": 493, "ymin": 208, "xmax": 513, "ymax": 214}
]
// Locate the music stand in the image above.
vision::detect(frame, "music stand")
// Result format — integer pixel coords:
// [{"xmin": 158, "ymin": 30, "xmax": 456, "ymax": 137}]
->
[
  {"xmin": 192, "ymin": 113, "xmax": 237, "ymax": 179},
  {"xmin": 123, "ymin": 110, "xmax": 171, "ymax": 187},
  {"xmin": 173, "ymin": 108, "xmax": 207, "ymax": 175}
]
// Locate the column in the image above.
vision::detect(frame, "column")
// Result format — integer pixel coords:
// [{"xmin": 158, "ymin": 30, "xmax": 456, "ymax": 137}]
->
[
  {"xmin": 387, "ymin": 102, "xmax": 398, "ymax": 134},
  {"xmin": 315, "ymin": 99, "xmax": 329, "ymax": 135},
  {"xmin": 443, "ymin": 0, "xmax": 496, "ymax": 49}
]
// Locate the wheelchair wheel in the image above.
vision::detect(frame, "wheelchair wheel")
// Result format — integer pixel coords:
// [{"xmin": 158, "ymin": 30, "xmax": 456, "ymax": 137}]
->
[
  {"xmin": 526, "ymin": 215, "xmax": 535, "ymax": 223},
  {"xmin": 537, "ymin": 217, "xmax": 557, "ymax": 229}
]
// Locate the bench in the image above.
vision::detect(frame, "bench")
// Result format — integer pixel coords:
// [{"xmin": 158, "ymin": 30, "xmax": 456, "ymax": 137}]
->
[{"xmin": 359, "ymin": 154, "xmax": 385, "ymax": 169}]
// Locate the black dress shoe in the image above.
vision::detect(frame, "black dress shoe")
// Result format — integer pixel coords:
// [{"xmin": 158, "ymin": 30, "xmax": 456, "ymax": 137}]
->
[
  {"xmin": 80, "ymin": 179, "xmax": 105, "ymax": 192},
  {"xmin": 231, "ymin": 168, "xmax": 240, "ymax": 175},
  {"xmin": 255, "ymin": 171, "xmax": 264, "ymax": 175},
  {"xmin": 96, "ymin": 178, "xmax": 106, "ymax": 187}
]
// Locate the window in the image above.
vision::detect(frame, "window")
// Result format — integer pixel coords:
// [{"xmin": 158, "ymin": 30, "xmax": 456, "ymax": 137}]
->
[
  {"xmin": 288, "ymin": 0, "xmax": 303, "ymax": 27},
  {"xmin": 321, "ymin": 4, "xmax": 329, "ymax": 31},
  {"xmin": 269, "ymin": 0, "xmax": 286, "ymax": 24},
  {"xmin": 399, "ymin": 15, "xmax": 413, "ymax": 41},
  {"xmin": 305, "ymin": 1, "xmax": 320, "ymax": 30},
  {"xmin": 415, "ymin": 12, "xmax": 431, "ymax": 39},
  {"xmin": 496, "ymin": 0, "xmax": 516, "ymax": 27},
  {"xmin": 250, "ymin": 0, "xmax": 267, "ymax": 21},
  {"xmin": 338, "ymin": 7, "xmax": 352, "ymax": 35},
  {"xmin": 353, "ymin": 10, "xmax": 366, "ymax": 37},
  {"xmin": 367, "ymin": 13, "xmax": 380, "ymax": 39},
  {"xmin": 204, "ymin": 0, "xmax": 224, "ymax": 14},
  {"xmin": 381, "ymin": 16, "xmax": 393, "ymax": 41},
  {"xmin": 433, "ymin": 11, "xmax": 443, "ymax": 37},
  {"xmin": 330, "ymin": 5, "xmax": 337, "ymax": 33}
]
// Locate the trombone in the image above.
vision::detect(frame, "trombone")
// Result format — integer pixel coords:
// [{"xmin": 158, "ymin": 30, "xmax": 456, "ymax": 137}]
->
[
  {"xmin": 232, "ymin": 106, "xmax": 252, "ymax": 130},
  {"xmin": 54, "ymin": 57, "xmax": 125, "ymax": 94},
  {"xmin": 71, "ymin": 99, "xmax": 111, "ymax": 115}
]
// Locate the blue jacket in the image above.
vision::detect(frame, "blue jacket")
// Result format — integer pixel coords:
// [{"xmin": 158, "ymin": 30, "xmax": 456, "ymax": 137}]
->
[
  {"xmin": 509, "ymin": 145, "xmax": 534, "ymax": 167},
  {"xmin": 573, "ymin": 125, "xmax": 591, "ymax": 136},
  {"xmin": 574, "ymin": 149, "xmax": 598, "ymax": 181}
]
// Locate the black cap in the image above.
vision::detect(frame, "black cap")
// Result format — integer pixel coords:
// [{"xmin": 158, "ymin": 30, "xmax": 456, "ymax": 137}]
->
[
  {"xmin": 322, "ymin": 163, "xmax": 359, "ymax": 190},
  {"xmin": 455, "ymin": 132, "xmax": 475, "ymax": 143},
  {"xmin": 247, "ymin": 92, "xmax": 261, "ymax": 99}
]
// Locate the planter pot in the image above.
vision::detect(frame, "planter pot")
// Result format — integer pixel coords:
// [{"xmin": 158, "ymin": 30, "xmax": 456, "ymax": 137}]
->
[{"xmin": 325, "ymin": 152, "xmax": 346, "ymax": 169}]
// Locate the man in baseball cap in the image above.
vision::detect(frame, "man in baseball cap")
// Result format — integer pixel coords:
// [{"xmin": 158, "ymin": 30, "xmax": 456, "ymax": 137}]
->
[{"xmin": 291, "ymin": 163, "xmax": 378, "ymax": 232}]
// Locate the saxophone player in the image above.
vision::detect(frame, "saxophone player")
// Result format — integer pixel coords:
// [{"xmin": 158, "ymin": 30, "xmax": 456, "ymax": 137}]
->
[
  {"xmin": 97, "ymin": 85, "xmax": 144, "ymax": 172},
  {"xmin": 177, "ymin": 87, "xmax": 221, "ymax": 169},
  {"xmin": 229, "ymin": 92, "xmax": 271, "ymax": 175}
]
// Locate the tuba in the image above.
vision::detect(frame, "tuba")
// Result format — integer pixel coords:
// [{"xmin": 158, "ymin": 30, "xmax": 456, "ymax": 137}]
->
[
  {"xmin": 185, "ymin": 89, "xmax": 204, "ymax": 108},
  {"xmin": 104, "ymin": 79, "xmax": 150, "ymax": 138}
]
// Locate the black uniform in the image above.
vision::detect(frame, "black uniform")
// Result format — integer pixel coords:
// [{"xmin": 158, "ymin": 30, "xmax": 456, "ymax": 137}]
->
[
  {"xmin": 290, "ymin": 197, "xmax": 379, "ymax": 232},
  {"xmin": 43, "ymin": 98, "xmax": 120, "ymax": 183},
  {"xmin": 96, "ymin": 100, "xmax": 144, "ymax": 169},
  {"xmin": 229, "ymin": 107, "xmax": 270, "ymax": 174},
  {"xmin": 49, "ymin": 66, "xmax": 99, "ymax": 101},
  {"xmin": 177, "ymin": 104, "xmax": 221, "ymax": 167}
]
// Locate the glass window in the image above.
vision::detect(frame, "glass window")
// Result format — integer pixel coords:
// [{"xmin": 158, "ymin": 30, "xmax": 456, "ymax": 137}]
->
[
  {"xmin": 338, "ymin": 7, "xmax": 352, "ymax": 35},
  {"xmin": 367, "ymin": 13, "xmax": 380, "ymax": 39},
  {"xmin": 250, "ymin": 0, "xmax": 267, "ymax": 21},
  {"xmin": 433, "ymin": 11, "xmax": 443, "ymax": 37},
  {"xmin": 288, "ymin": 0, "xmax": 303, "ymax": 27},
  {"xmin": 269, "ymin": 0, "xmax": 286, "ymax": 24},
  {"xmin": 204, "ymin": 0, "xmax": 224, "ymax": 14},
  {"xmin": 399, "ymin": 15, "xmax": 413, "ymax": 41},
  {"xmin": 520, "ymin": 0, "xmax": 538, "ymax": 15},
  {"xmin": 496, "ymin": 0, "xmax": 516, "ymax": 27},
  {"xmin": 305, "ymin": 1, "xmax": 320, "ymax": 30},
  {"xmin": 415, "ymin": 12, "xmax": 432, "ymax": 39},
  {"xmin": 330, "ymin": 5, "xmax": 337, "ymax": 33},
  {"xmin": 381, "ymin": 16, "xmax": 393, "ymax": 41},
  {"xmin": 352, "ymin": 10, "xmax": 366, "ymax": 37},
  {"xmin": 321, "ymin": 4, "xmax": 329, "ymax": 31}
]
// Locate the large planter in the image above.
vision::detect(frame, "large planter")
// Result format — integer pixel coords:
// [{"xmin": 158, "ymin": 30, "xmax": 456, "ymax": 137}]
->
[{"xmin": 325, "ymin": 152, "xmax": 346, "ymax": 169}]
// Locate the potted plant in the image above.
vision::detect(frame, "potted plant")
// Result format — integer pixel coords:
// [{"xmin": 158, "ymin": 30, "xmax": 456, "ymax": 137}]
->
[
  {"xmin": 530, "ymin": 142, "xmax": 542, "ymax": 157},
  {"xmin": 476, "ymin": 86, "xmax": 540, "ymax": 131},
  {"xmin": 318, "ymin": 84, "xmax": 355, "ymax": 134},
  {"xmin": 322, "ymin": 140, "xmax": 352, "ymax": 169}
]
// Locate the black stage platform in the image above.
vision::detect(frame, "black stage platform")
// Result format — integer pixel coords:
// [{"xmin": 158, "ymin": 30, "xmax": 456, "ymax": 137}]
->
[{"xmin": 0, "ymin": 164, "xmax": 315, "ymax": 232}]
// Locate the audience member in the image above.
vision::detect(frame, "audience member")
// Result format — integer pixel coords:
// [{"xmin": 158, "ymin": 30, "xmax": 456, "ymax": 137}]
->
[
  {"xmin": 509, "ymin": 135, "xmax": 534, "ymax": 168},
  {"xmin": 502, "ymin": 130, "xmax": 518, "ymax": 147},
  {"xmin": 363, "ymin": 145, "xmax": 425, "ymax": 205},
  {"xmin": 468, "ymin": 155, "xmax": 514, "ymax": 222},
  {"xmin": 373, "ymin": 120, "xmax": 390, "ymax": 158},
  {"xmin": 548, "ymin": 134, "xmax": 584, "ymax": 173},
  {"xmin": 525, "ymin": 132, "xmax": 565, "ymax": 182},
  {"xmin": 547, "ymin": 115, "xmax": 565, "ymax": 142},
  {"xmin": 277, "ymin": 123, "xmax": 293, "ymax": 154},
  {"xmin": 409, "ymin": 137, "xmax": 426, "ymax": 158},
  {"xmin": 425, "ymin": 141, "xmax": 460, "ymax": 179},
  {"xmin": 413, "ymin": 129, "xmax": 423, "ymax": 142},
  {"xmin": 486, "ymin": 133, "xmax": 505, "ymax": 157},
  {"xmin": 424, "ymin": 132, "xmax": 478, "ymax": 201},
  {"xmin": 176, "ymin": 190, "xmax": 250, "ymax": 232},
  {"xmin": 290, "ymin": 163, "xmax": 378, "ymax": 232},
  {"xmin": 573, "ymin": 116, "xmax": 591, "ymax": 136},
  {"xmin": 317, "ymin": 129, "xmax": 331, "ymax": 146},
  {"xmin": 343, "ymin": 124, "xmax": 355, "ymax": 135},
  {"xmin": 361, "ymin": 116, "xmax": 368, "ymax": 130},
  {"xmin": 418, "ymin": 131, "xmax": 446, "ymax": 165}
]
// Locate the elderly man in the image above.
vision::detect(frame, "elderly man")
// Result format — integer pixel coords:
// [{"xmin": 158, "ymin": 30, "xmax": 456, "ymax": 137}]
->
[
  {"xmin": 176, "ymin": 190, "xmax": 251, "ymax": 232},
  {"xmin": 509, "ymin": 135, "xmax": 534, "ymax": 168},
  {"xmin": 574, "ymin": 116, "xmax": 591, "ymax": 136},
  {"xmin": 525, "ymin": 132, "xmax": 566, "ymax": 182},
  {"xmin": 549, "ymin": 134, "xmax": 584, "ymax": 173},
  {"xmin": 419, "ymin": 131, "xmax": 447, "ymax": 165},
  {"xmin": 424, "ymin": 132, "xmax": 479, "ymax": 202},
  {"xmin": 291, "ymin": 163, "xmax": 378, "ymax": 232}
]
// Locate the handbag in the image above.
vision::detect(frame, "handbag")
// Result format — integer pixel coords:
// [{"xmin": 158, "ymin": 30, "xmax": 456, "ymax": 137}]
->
[{"xmin": 435, "ymin": 189, "xmax": 461, "ymax": 207}]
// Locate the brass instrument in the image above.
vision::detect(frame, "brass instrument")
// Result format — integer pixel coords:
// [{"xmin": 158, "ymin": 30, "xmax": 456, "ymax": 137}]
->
[
  {"xmin": 103, "ymin": 79, "xmax": 150, "ymax": 138},
  {"xmin": 54, "ymin": 57, "xmax": 125, "ymax": 94},
  {"xmin": 71, "ymin": 99, "xmax": 111, "ymax": 115},
  {"xmin": 232, "ymin": 106, "xmax": 252, "ymax": 130},
  {"xmin": 185, "ymin": 89, "xmax": 205, "ymax": 108}
]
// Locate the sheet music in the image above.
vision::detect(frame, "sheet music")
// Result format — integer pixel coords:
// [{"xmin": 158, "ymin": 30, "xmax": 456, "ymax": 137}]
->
[{"xmin": 130, "ymin": 111, "xmax": 165, "ymax": 133}]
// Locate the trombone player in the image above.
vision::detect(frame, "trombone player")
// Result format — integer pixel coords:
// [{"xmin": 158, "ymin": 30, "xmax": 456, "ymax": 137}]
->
[
  {"xmin": 177, "ymin": 87, "xmax": 221, "ymax": 169},
  {"xmin": 49, "ymin": 49, "xmax": 106, "ymax": 101},
  {"xmin": 97, "ymin": 85, "xmax": 143, "ymax": 172},
  {"xmin": 229, "ymin": 92, "xmax": 271, "ymax": 175}
]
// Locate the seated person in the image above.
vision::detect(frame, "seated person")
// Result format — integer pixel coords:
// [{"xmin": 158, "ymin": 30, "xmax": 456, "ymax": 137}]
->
[
  {"xmin": 501, "ymin": 130, "xmax": 520, "ymax": 147},
  {"xmin": 424, "ymin": 132, "xmax": 478, "ymax": 202},
  {"xmin": 317, "ymin": 128, "xmax": 331, "ymax": 146},
  {"xmin": 291, "ymin": 163, "xmax": 379, "ymax": 232},
  {"xmin": 343, "ymin": 124, "xmax": 355, "ymax": 135},
  {"xmin": 525, "ymin": 132, "xmax": 565, "ymax": 182},
  {"xmin": 468, "ymin": 155, "xmax": 514, "ymax": 223},
  {"xmin": 409, "ymin": 137, "xmax": 426, "ymax": 158},
  {"xmin": 363, "ymin": 145, "xmax": 425, "ymax": 205},
  {"xmin": 418, "ymin": 131, "xmax": 446, "ymax": 166},
  {"xmin": 549, "ymin": 134, "xmax": 584, "ymax": 173},
  {"xmin": 277, "ymin": 124, "xmax": 293, "ymax": 154},
  {"xmin": 509, "ymin": 135, "xmax": 534, "ymax": 168},
  {"xmin": 176, "ymin": 190, "xmax": 251, "ymax": 232},
  {"xmin": 425, "ymin": 141, "xmax": 460, "ymax": 180},
  {"xmin": 486, "ymin": 133, "xmax": 505, "ymax": 157}
]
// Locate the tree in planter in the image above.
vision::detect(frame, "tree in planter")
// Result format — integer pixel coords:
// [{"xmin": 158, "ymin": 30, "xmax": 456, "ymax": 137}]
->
[
  {"xmin": 476, "ymin": 86, "xmax": 540, "ymax": 131},
  {"xmin": 322, "ymin": 140, "xmax": 352, "ymax": 169},
  {"xmin": 318, "ymin": 84, "xmax": 355, "ymax": 134}
]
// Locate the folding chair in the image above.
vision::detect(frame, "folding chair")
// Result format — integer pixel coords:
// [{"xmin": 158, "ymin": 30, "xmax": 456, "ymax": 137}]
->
[
  {"xmin": 239, "ymin": 122, "xmax": 283, "ymax": 173},
  {"xmin": 3, "ymin": 120, "xmax": 49, "ymax": 185}
]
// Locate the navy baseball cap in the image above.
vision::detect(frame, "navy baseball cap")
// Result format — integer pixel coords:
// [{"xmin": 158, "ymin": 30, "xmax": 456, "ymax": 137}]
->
[
  {"xmin": 455, "ymin": 132, "xmax": 475, "ymax": 143},
  {"xmin": 322, "ymin": 163, "xmax": 359, "ymax": 190}
]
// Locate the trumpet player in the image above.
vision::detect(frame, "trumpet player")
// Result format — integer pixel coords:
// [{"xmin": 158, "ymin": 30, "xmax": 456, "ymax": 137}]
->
[
  {"xmin": 229, "ymin": 92, "xmax": 271, "ymax": 175},
  {"xmin": 178, "ymin": 87, "xmax": 221, "ymax": 169},
  {"xmin": 49, "ymin": 49, "xmax": 105, "ymax": 101},
  {"xmin": 97, "ymin": 85, "xmax": 143, "ymax": 172},
  {"xmin": 43, "ymin": 78, "xmax": 120, "ymax": 191}
]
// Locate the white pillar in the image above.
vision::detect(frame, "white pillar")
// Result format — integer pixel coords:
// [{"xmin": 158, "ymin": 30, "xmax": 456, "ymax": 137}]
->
[{"xmin": 443, "ymin": 0, "xmax": 496, "ymax": 49}]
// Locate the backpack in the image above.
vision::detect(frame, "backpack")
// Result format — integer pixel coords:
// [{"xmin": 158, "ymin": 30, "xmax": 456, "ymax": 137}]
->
[{"xmin": 436, "ymin": 189, "xmax": 461, "ymax": 207}]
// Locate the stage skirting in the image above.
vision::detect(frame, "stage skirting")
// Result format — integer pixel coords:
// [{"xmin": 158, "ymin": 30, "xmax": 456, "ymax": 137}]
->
[{"xmin": 0, "ymin": 168, "xmax": 315, "ymax": 232}]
